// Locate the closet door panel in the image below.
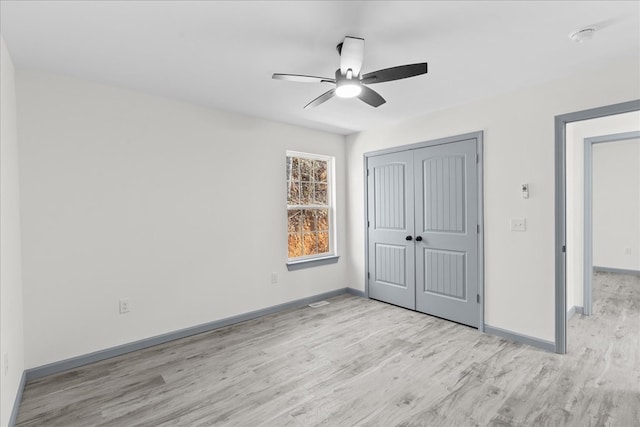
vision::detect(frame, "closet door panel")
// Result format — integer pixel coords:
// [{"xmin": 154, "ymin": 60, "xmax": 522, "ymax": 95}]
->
[
  {"xmin": 367, "ymin": 151, "xmax": 416, "ymax": 310},
  {"xmin": 414, "ymin": 139, "xmax": 479, "ymax": 327}
]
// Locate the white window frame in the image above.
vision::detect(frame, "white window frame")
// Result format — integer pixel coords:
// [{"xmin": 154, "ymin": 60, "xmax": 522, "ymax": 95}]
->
[{"xmin": 286, "ymin": 150, "xmax": 338, "ymax": 270}]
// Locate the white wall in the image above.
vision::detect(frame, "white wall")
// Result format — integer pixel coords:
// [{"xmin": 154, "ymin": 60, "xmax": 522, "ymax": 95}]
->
[
  {"xmin": 0, "ymin": 37, "xmax": 25, "ymax": 427},
  {"xmin": 346, "ymin": 57, "xmax": 640, "ymax": 342},
  {"xmin": 566, "ymin": 112, "xmax": 640, "ymax": 309},
  {"xmin": 593, "ymin": 138, "xmax": 640, "ymax": 270},
  {"xmin": 16, "ymin": 70, "xmax": 347, "ymax": 369}
]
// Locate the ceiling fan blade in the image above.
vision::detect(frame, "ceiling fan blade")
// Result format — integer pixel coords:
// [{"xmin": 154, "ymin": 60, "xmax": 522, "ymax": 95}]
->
[
  {"xmin": 339, "ymin": 36, "xmax": 365, "ymax": 77},
  {"xmin": 272, "ymin": 73, "xmax": 336, "ymax": 84},
  {"xmin": 304, "ymin": 89, "xmax": 336, "ymax": 109},
  {"xmin": 361, "ymin": 63, "xmax": 427, "ymax": 85},
  {"xmin": 358, "ymin": 86, "xmax": 386, "ymax": 108}
]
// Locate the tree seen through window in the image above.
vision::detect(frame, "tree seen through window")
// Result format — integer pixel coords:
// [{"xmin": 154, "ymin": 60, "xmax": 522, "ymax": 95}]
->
[{"xmin": 286, "ymin": 154, "xmax": 332, "ymax": 259}]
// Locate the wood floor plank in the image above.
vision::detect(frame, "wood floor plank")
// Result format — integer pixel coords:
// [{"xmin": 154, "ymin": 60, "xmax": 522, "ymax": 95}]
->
[{"xmin": 16, "ymin": 272, "xmax": 640, "ymax": 426}]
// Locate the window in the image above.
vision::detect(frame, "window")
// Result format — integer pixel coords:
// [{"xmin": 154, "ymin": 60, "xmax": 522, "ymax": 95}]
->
[{"xmin": 286, "ymin": 151, "xmax": 335, "ymax": 263}]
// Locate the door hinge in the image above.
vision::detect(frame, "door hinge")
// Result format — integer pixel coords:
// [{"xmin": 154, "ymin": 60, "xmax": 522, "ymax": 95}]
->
[
  {"xmin": 562, "ymin": 245, "xmax": 566, "ymax": 253},
  {"xmin": 476, "ymin": 154, "xmax": 479, "ymax": 163},
  {"xmin": 367, "ymin": 169, "xmax": 370, "ymax": 176},
  {"xmin": 477, "ymin": 224, "xmax": 480, "ymax": 234},
  {"xmin": 367, "ymin": 221, "xmax": 370, "ymax": 228},
  {"xmin": 368, "ymin": 272, "xmax": 370, "ymax": 279},
  {"xmin": 477, "ymin": 294, "xmax": 480, "ymax": 303}
]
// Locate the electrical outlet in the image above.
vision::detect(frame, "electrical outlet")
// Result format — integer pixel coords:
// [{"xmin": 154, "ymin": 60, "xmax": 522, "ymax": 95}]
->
[
  {"xmin": 119, "ymin": 298, "xmax": 131, "ymax": 314},
  {"xmin": 625, "ymin": 247, "xmax": 632, "ymax": 255},
  {"xmin": 3, "ymin": 353, "xmax": 8, "ymax": 376},
  {"xmin": 271, "ymin": 272, "xmax": 278, "ymax": 284},
  {"xmin": 510, "ymin": 218, "xmax": 526, "ymax": 232}
]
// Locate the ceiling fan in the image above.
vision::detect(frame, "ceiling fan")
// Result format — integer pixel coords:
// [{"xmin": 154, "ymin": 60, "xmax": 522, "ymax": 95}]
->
[{"xmin": 273, "ymin": 36, "xmax": 428, "ymax": 109}]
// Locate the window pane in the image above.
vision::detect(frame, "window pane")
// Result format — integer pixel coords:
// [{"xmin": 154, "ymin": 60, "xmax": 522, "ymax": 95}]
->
[
  {"xmin": 303, "ymin": 232, "xmax": 317, "ymax": 255},
  {"xmin": 302, "ymin": 209, "xmax": 316, "ymax": 232},
  {"xmin": 316, "ymin": 209, "xmax": 329, "ymax": 231},
  {"xmin": 318, "ymin": 231, "xmax": 329, "ymax": 254},
  {"xmin": 314, "ymin": 160, "xmax": 328, "ymax": 183},
  {"xmin": 288, "ymin": 209, "xmax": 302, "ymax": 232},
  {"xmin": 301, "ymin": 183, "xmax": 314, "ymax": 205},
  {"xmin": 291, "ymin": 157, "xmax": 300, "ymax": 181},
  {"xmin": 287, "ymin": 181, "xmax": 300, "ymax": 205},
  {"xmin": 300, "ymin": 158, "xmax": 313, "ymax": 181},
  {"xmin": 314, "ymin": 183, "xmax": 327, "ymax": 205},
  {"xmin": 288, "ymin": 233, "xmax": 302, "ymax": 258}
]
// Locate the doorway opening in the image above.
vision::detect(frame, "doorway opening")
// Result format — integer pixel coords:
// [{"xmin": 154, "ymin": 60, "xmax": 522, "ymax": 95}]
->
[
  {"xmin": 581, "ymin": 130, "xmax": 640, "ymax": 316},
  {"xmin": 554, "ymin": 100, "xmax": 640, "ymax": 354}
]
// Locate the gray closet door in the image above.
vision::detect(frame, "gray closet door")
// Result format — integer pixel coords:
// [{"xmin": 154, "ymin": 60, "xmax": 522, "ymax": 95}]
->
[
  {"xmin": 414, "ymin": 139, "xmax": 479, "ymax": 327},
  {"xmin": 367, "ymin": 151, "xmax": 415, "ymax": 310}
]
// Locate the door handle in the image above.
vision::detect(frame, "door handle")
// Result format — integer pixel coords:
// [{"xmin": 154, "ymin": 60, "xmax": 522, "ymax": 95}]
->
[
  {"xmin": 415, "ymin": 236, "xmax": 423, "ymax": 241},
  {"xmin": 405, "ymin": 235, "xmax": 413, "ymax": 241}
]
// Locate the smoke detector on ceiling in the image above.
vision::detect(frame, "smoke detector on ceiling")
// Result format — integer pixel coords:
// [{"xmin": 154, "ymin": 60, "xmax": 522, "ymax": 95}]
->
[{"xmin": 569, "ymin": 28, "xmax": 596, "ymax": 43}]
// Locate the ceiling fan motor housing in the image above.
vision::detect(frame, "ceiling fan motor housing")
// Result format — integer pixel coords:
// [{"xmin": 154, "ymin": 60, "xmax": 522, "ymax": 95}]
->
[{"xmin": 335, "ymin": 68, "xmax": 358, "ymax": 81}]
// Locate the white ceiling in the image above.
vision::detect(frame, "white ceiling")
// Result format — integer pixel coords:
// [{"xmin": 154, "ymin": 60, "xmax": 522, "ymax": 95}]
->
[{"xmin": 1, "ymin": 1, "xmax": 638, "ymax": 135}]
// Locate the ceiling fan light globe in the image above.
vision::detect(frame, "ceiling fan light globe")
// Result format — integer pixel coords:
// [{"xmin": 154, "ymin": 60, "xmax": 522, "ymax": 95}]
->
[{"xmin": 335, "ymin": 82, "xmax": 362, "ymax": 98}]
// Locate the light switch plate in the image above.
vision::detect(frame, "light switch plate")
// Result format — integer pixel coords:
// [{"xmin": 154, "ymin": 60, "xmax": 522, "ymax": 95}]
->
[{"xmin": 511, "ymin": 218, "xmax": 526, "ymax": 232}]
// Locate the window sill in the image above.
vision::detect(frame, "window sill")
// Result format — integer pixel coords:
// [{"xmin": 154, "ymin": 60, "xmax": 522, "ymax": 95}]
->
[{"xmin": 286, "ymin": 255, "xmax": 340, "ymax": 271}]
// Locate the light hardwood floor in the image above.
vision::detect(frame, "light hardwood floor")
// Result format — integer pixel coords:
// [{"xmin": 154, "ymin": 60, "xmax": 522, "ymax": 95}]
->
[{"xmin": 16, "ymin": 272, "xmax": 640, "ymax": 426}]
